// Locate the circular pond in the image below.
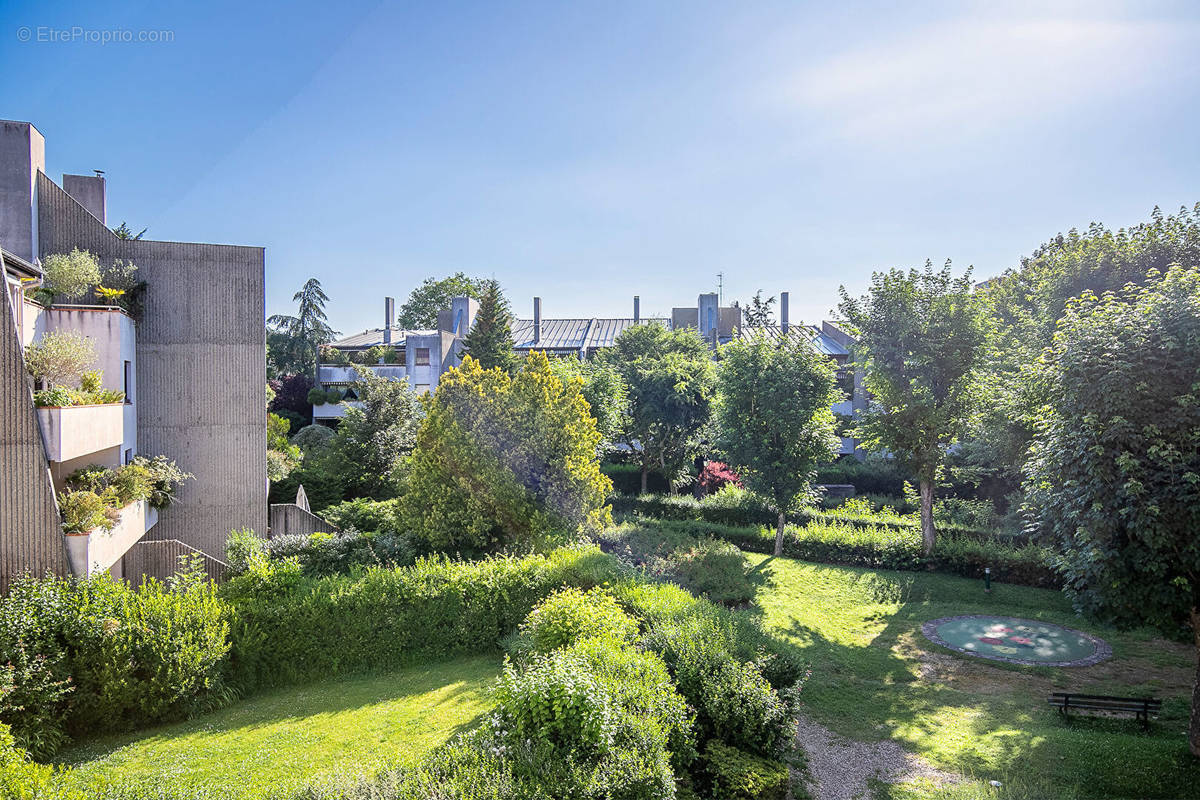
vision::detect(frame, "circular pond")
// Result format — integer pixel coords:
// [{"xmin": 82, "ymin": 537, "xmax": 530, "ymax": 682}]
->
[{"xmin": 921, "ymin": 615, "xmax": 1111, "ymax": 667}]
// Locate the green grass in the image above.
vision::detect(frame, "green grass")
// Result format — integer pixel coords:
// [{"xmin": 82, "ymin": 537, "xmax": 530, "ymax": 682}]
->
[
  {"xmin": 748, "ymin": 555, "xmax": 1200, "ymax": 800},
  {"xmin": 53, "ymin": 655, "xmax": 499, "ymax": 798}
]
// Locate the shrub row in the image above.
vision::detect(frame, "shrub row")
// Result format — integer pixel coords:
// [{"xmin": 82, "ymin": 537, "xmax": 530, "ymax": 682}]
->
[
  {"xmin": 611, "ymin": 488, "xmax": 1000, "ymax": 542},
  {"xmin": 638, "ymin": 516, "xmax": 1060, "ymax": 589}
]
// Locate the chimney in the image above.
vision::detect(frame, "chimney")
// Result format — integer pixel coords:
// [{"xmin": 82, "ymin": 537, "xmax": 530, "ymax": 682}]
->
[
  {"xmin": 63, "ymin": 173, "xmax": 106, "ymax": 225},
  {"xmin": 780, "ymin": 291, "xmax": 790, "ymax": 333},
  {"xmin": 633, "ymin": 295, "xmax": 640, "ymax": 323},
  {"xmin": 533, "ymin": 297, "xmax": 542, "ymax": 344},
  {"xmin": 383, "ymin": 297, "xmax": 394, "ymax": 344}
]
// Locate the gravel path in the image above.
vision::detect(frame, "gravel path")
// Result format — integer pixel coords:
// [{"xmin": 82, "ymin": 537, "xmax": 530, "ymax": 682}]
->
[{"xmin": 794, "ymin": 714, "xmax": 960, "ymax": 800}]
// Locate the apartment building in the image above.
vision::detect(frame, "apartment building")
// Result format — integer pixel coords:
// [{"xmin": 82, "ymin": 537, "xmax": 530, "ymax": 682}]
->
[
  {"xmin": 0, "ymin": 119, "xmax": 266, "ymax": 588},
  {"xmin": 317, "ymin": 290, "xmax": 865, "ymax": 455}
]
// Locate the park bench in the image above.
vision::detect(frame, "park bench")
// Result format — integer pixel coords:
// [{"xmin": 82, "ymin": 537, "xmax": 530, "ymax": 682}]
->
[{"xmin": 1047, "ymin": 693, "xmax": 1161, "ymax": 729}]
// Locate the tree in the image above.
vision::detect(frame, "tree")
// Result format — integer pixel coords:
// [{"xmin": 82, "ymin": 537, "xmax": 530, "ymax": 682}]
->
[
  {"xmin": 461, "ymin": 279, "xmax": 516, "ymax": 373},
  {"xmin": 717, "ymin": 332, "xmax": 842, "ymax": 555},
  {"xmin": 1024, "ymin": 265, "xmax": 1200, "ymax": 755},
  {"xmin": 603, "ymin": 323, "xmax": 716, "ymax": 494},
  {"xmin": 267, "ymin": 278, "xmax": 339, "ymax": 381},
  {"xmin": 838, "ymin": 260, "xmax": 985, "ymax": 555},
  {"xmin": 546, "ymin": 356, "xmax": 628, "ymax": 453},
  {"xmin": 24, "ymin": 330, "xmax": 96, "ymax": 388},
  {"xmin": 333, "ymin": 369, "xmax": 423, "ymax": 499},
  {"xmin": 41, "ymin": 249, "xmax": 101, "ymax": 300},
  {"xmin": 970, "ymin": 204, "xmax": 1200, "ymax": 500},
  {"xmin": 112, "ymin": 221, "xmax": 147, "ymax": 240},
  {"xmin": 397, "ymin": 272, "xmax": 488, "ymax": 328},
  {"xmin": 743, "ymin": 290, "xmax": 776, "ymax": 327},
  {"xmin": 402, "ymin": 353, "xmax": 612, "ymax": 552},
  {"xmin": 267, "ymin": 413, "xmax": 301, "ymax": 483}
]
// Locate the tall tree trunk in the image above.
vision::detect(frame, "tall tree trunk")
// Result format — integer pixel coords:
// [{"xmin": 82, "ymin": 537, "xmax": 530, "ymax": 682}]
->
[
  {"xmin": 1190, "ymin": 607, "xmax": 1200, "ymax": 757},
  {"xmin": 640, "ymin": 462, "xmax": 648, "ymax": 495},
  {"xmin": 775, "ymin": 511, "xmax": 786, "ymax": 557},
  {"xmin": 919, "ymin": 479, "xmax": 936, "ymax": 557}
]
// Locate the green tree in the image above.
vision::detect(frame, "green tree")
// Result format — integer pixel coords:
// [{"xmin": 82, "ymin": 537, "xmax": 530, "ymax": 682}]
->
[
  {"xmin": 24, "ymin": 330, "xmax": 96, "ymax": 388},
  {"xmin": 743, "ymin": 290, "xmax": 776, "ymax": 327},
  {"xmin": 971, "ymin": 204, "xmax": 1200, "ymax": 500},
  {"xmin": 397, "ymin": 272, "xmax": 488, "ymax": 328},
  {"xmin": 546, "ymin": 356, "xmax": 628, "ymax": 453},
  {"xmin": 1024, "ymin": 265, "xmax": 1200, "ymax": 755},
  {"xmin": 267, "ymin": 278, "xmax": 339, "ymax": 381},
  {"xmin": 267, "ymin": 413, "xmax": 301, "ymax": 483},
  {"xmin": 461, "ymin": 279, "xmax": 517, "ymax": 373},
  {"xmin": 838, "ymin": 260, "xmax": 985, "ymax": 555},
  {"xmin": 603, "ymin": 323, "xmax": 716, "ymax": 494},
  {"xmin": 402, "ymin": 353, "xmax": 612, "ymax": 552},
  {"xmin": 111, "ymin": 221, "xmax": 147, "ymax": 240},
  {"xmin": 716, "ymin": 332, "xmax": 842, "ymax": 555},
  {"xmin": 333, "ymin": 369, "xmax": 423, "ymax": 499},
  {"xmin": 41, "ymin": 249, "xmax": 101, "ymax": 300}
]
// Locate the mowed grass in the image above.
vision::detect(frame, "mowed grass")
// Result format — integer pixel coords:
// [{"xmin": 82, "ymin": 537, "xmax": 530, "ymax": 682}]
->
[
  {"xmin": 53, "ymin": 655, "xmax": 499, "ymax": 798},
  {"xmin": 748, "ymin": 555, "xmax": 1200, "ymax": 800}
]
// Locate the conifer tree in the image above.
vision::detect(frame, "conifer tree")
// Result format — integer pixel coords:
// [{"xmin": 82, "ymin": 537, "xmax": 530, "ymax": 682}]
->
[{"xmin": 461, "ymin": 279, "xmax": 517, "ymax": 373}]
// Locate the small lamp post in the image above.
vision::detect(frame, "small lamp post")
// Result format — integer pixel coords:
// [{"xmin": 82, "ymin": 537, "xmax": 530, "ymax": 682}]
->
[{"xmin": 984, "ymin": 566, "xmax": 992, "ymax": 594}]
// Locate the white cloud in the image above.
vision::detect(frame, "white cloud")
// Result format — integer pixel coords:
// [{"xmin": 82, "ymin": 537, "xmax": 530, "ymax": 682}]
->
[{"xmin": 769, "ymin": 15, "xmax": 1198, "ymax": 141}]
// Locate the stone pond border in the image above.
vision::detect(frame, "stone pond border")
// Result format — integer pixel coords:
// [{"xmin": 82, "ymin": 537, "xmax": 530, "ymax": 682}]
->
[{"xmin": 920, "ymin": 614, "xmax": 1113, "ymax": 667}]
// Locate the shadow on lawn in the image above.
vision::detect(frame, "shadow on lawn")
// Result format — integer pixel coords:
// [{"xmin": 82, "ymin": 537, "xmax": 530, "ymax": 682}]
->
[
  {"xmin": 751, "ymin": 568, "xmax": 1200, "ymax": 799},
  {"xmin": 54, "ymin": 657, "xmax": 499, "ymax": 767}
]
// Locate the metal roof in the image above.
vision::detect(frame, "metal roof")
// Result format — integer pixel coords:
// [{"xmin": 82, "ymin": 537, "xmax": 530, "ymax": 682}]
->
[
  {"xmin": 512, "ymin": 317, "xmax": 668, "ymax": 351},
  {"xmin": 739, "ymin": 325, "xmax": 851, "ymax": 357},
  {"xmin": 1, "ymin": 248, "xmax": 42, "ymax": 281},
  {"xmin": 329, "ymin": 328, "xmax": 437, "ymax": 348}
]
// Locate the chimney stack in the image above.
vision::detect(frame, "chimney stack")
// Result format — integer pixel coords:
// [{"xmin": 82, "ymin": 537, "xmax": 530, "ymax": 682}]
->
[
  {"xmin": 633, "ymin": 295, "xmax": 640, "ymax": 323},
  {"xmin": 383, "ymin": 297, "xmax": 395, "ymax": 344},
  {"xmin": 533, "ymin": 297, "xmax": 542, "ymax": 344},
  {"xmin": 780, "ymin": 291, "xmax": 790, "ymax": 333}
]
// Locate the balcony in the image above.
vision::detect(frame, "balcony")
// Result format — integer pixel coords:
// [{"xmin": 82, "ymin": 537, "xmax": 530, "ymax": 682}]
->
[
  {"xmin": 37, "ymin": 403, "xmax": 124, "ymax": 463},
  {"xmin": 318, "ymin": 364, "xmax": 410, "ymax": 383},
  {"xmin": 64, "ymin": 499, "xmax": 158, "ymax": 576}
]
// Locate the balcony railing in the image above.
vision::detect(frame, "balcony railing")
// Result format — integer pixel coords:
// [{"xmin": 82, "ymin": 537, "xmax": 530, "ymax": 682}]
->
[
  {"xmin": 36, "ymin": 403, "xmax": 124, "ymax": 462},
  {"xmin": 64, "ymin": 499, "xmax": 158, "ymax": 576}
]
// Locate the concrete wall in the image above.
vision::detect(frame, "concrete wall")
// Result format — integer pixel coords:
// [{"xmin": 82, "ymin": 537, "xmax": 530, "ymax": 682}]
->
[
  {"xmin": 0, "ymin": 122, "xmax": 44, "ymax": 262},
  {"xmin": 0, "ymin": 279, "xmax": 69, "ymax": 590},
  {"xmin": 61, "ymin": 174, "xmax": 105, "ymax": 225},
  {"xmin": 36, "ymin": 172, "xmax": 266, "ymax": 560},
  {"xmin": 268, "ymin": 503, "xmax": 337, "ymax": 538}
]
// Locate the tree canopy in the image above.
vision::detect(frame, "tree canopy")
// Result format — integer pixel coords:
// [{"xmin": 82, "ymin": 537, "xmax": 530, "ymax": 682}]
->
[
  {"xmin": 838, "ymin": 260, "xmax": 985, "ymax": 555},
  {"xmin": 267, "ymin": 278, "xmax": 339, "ymax": 379},
  {"xmin": 716, "ymin": 331, "xmax": 841, "ymax": 555},
  {"xmin": 397, "ymin": 272, "xmax": 488, "ymax": 329},
  {"xmin": 603, "ymin": 323, "xmax": 716, "ymax": 493},
  {"xmin": 461, "ymin": 279, "xmax": 517, "ymax": 373},
  {"xmin": 743, "ymin": 290, "xmax": 776, "ymax": 327},
  {"xmin": 1024, "ymin": 264, "xmax": 1200, "ymax": 754}
]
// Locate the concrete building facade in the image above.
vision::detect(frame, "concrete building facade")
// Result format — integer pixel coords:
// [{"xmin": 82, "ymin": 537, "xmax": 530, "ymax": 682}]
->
[{"xmin": 0, "ymin": 119, "xmax": 266, "ymax": 586}]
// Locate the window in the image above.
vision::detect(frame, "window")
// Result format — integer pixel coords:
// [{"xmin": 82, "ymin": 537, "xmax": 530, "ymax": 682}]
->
[
  {"xmin": 124, "ymin": 448, "xmax": 133, "ymax": 465},
  {"xmin": 415, "ymin": 347, "xmax": 430, "ymax": 366},
  {"xmin": 123, "ymin": 360, "xmax": 133, "ymax": 404}
]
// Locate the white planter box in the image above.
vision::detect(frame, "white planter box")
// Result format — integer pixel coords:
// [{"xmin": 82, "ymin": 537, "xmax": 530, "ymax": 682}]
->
[
  {"xmin": 37, "ymin": 403, "xmax": 124, "ymax": 463},
  {"xmin": 65, "ymin": 499, "xmax": 158, "ymax": 576}
]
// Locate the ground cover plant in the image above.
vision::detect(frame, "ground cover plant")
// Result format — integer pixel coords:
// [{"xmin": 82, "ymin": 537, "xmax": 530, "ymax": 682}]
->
[{"xmin": 752, "ymin": 554, "xmax": 1200, "ymax": 799}]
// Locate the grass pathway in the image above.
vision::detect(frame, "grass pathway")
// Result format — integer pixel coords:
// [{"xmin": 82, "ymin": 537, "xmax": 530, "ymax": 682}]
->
[{"xmin": 54, "ymin": 655, "xmax": 499, "ymax": 798}]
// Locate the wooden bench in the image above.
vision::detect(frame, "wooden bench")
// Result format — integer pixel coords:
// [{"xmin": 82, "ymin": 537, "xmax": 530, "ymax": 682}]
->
[{"xmin": 1048, "ymin": 693, "xmax": 1161, "ymax": 729}]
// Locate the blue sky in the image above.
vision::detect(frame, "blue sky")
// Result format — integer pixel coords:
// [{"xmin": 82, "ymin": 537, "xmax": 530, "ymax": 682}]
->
[{"xmin": 3, "ymin": 0, "xmax": 1198, "ymax": 337}]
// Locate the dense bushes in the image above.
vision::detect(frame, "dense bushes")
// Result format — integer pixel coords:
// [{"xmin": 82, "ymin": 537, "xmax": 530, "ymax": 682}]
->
[
  {"xmin": 518, "ymin": 587, "xmax": 638, "ymax": 652},
  {"xmin": 0, "ymin": 573, "xmax": 231, "ymax": 759},
  {"xmin": 602, "ymin": 462, "xmax": 670, "ymax": 495},
  {"xmin": 320, "ymin": 497, "xmax": 403, "ymax": 534},
  {"xmin": 402, "ymin": 353, "xmax": 613, "ymax": 552},
  {"xmin": 814, "ymin": 455, "xmax": 909, "ymax": 495},
  {"xmin": 57, "ymin": 457, "xmax": 192, "ymax": 534},
  {"xmin": 702, "ymin": 740, "xmax": 789, "ymax": 800}
]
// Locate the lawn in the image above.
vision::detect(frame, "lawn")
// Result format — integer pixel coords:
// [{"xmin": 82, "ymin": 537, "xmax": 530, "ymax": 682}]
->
[
  {"xmin": 748, "ymin": 554, "xmax": 1200, "ymax": 799},
  {"xmin": 53, "ymin": 655, "xmax": 499, "ymax": 798}
]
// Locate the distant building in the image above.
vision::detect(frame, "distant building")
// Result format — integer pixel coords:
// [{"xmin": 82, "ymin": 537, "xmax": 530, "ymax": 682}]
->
[
  {"xmin": 319, "ymin": 290, "xmax": 864, "ymax": 455},
  {"xmin": 0, "ymin": 119, "xmax": 266, "ymax": 588}
]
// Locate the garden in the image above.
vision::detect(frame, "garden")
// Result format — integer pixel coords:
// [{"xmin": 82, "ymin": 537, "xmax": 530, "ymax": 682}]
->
[{"xmin": 3, "ymin": 207, "xmax": 1200, "ymax": 798}]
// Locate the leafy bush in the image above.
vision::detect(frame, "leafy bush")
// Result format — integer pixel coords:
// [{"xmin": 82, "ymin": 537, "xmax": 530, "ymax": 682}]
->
[
  {"xmin": 0, "ymin": 574, "xmax": 232, "ymax": 757},
  {"xmin": 0, "ymin": 720, "xmax": 86, "ymax": 800},
  {"xmin": 324, "ymin": 387, "xmax": 344, "ymax": 404},
  {"xmin": 603, "ymin": 462, "xmax": 670, "ymax": 495},
  {"xmin": 41, "ymin": 248, "xmax": 101, "ymax": 300},
  {"xmin": 291, "ymin": 423, "xmax": 334, "ymax": 452},
  {"xmin": 673, "ymin": 538, "xmax": 760, "ymax": 606},
  {"xmin": 23, "ymin": 330, "xmax": 96, "ymax": 388},
  {"xmin": 58, "ymin": 490, "xmax": 119, "ymax": 534},
  {"xmin": 698, "ymin": 461, "xmax": 740, "ymax": 494},
  {"xmin": 320, "ymin": 498, "xmax": 402, "ymax": 534},
  {"xmin": 402, "ymin": 353, "xmax": 613, "ymax": 552},
  {"xmin": 306, "ymin": 387, "xmax": 327, "ymax": 406},
  {"xmin": 518, "ymin": 587, "xmax": 638, "ymax": 653},
  {"xmin": 223, "ymin": 547, "xmax": 623, "ymax": 691},
  {"xmin": 702, "ymin": 740, "xmax": 789, "ymax": 800},
  {"xmin": 814, "ymin": 455, "xmax": 909, "ymax": 496},
  {"xmin": 58, "ymin": 458, "xmax": 191, "ymax": 533},
  {"xmin": 263, "ymin": 529, "xmax": 418, "ymax": 577}
]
